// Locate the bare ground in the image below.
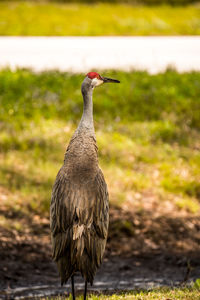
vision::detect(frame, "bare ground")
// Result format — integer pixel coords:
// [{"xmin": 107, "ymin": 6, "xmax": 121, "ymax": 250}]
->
[{"xmin": 0, "ymin": 205, "xmax": 200, "ymax": 299}]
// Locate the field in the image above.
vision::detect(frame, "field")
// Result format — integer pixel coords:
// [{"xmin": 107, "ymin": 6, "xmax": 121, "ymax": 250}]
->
[
  {"xmin": 1, "ymin": 68, "xmax": 200, "ymax": 214},
  {"xmin": 0, "ymin": 69, "xmax": 200, "ymax": 297},
  {"xmin": 0, "ymin": 2, "xmax": 200, "ymax": 35}
]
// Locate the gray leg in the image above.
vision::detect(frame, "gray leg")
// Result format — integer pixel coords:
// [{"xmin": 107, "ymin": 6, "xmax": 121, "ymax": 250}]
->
[
  {"xmin": 84, "ymin": 280, "xmax": 87, "ymax": 300},
  {"xmin": 71, "ymin": 275, "xmax": 75, "ymax": 300}
]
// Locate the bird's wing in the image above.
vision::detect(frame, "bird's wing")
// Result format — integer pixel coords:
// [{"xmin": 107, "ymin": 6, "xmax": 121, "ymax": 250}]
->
[
  {"xmin": 50, "ymin": 166, "xmax": 109, "ymax": 258},
  {"xmin": 93, "ymin": 168, "xmax": 109, "ymax": 240},
  {"xmin": 86, "ymin": 168, "xmax": 109, "ymax": 274},
  {"xmin": 50, "ymin": 166, "xmax": 73, "ymax": 260},
  {"xmin": 50, "ymin": 166, "xmax": 109, "ymax": 284}
]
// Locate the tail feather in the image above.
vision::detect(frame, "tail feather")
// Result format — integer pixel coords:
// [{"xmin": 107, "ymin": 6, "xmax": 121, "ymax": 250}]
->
[
  {"xmin": 55, "ymin": 224, "xmax": 106, "ymax": 285},
  {"xmin": 57, "ymin": 253, "xmax": 74, "ymax": 285}
]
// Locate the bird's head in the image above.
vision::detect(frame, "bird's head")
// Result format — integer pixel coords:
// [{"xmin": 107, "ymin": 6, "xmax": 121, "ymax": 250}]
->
[{"xmin": 85, "ymin": 72, "xmax": 120, "ymax": 89}]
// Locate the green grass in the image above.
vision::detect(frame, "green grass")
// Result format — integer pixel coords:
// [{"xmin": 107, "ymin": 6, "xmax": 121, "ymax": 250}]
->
[
  {"xmin": 41, "ymin": 287, "xmax": 200, "ymax": 299},
  {"xmin": 0, "ymin": 68, "xmax": 200, "ymax": 221},
  {"xmin": 0, "ymin": 2, "xmax": 200, "ymax": 35}
]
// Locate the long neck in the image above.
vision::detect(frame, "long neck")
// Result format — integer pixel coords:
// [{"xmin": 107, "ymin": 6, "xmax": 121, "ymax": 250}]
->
[{"xmin": 78, "ymin": 79, "xmax": 94, "ymax": 131}]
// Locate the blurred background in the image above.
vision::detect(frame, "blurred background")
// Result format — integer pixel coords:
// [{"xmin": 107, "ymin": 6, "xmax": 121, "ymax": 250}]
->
[{"xmin": 0, "ymin": 0, "xmax": 200, "ymax": 298}]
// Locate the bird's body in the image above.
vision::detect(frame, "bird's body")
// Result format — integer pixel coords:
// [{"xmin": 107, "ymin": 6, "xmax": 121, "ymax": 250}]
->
[
  {"xmin": 50, "ymin": 72, "xmax": 119, "ymax": 299},
  {"xmin": 50, "ymin": 127, "xmax": 109, "ymax": 285}
]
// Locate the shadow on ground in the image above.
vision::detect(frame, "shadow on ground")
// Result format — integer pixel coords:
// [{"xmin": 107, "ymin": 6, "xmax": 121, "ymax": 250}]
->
[{"xmin": 0, "ymin": 204, "xmax": 200, "ymax": 298}]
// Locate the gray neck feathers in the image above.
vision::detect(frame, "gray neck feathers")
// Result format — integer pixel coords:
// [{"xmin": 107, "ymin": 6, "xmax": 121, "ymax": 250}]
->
[{"xmin": 78, "ymin": 77, "xmax": 94, "ymax": 132}]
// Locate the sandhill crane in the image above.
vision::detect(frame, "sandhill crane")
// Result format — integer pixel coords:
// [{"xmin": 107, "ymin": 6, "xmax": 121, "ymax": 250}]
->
[{"xmin": 50, "ymin": 72, "xmax": 120, "ymax": 300}]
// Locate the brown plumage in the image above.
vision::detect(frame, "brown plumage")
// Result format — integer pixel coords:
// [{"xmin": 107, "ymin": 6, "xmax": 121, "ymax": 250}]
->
[{"xmin": 50, "ymin": 72, "xmax": 120, "ymax": 299}]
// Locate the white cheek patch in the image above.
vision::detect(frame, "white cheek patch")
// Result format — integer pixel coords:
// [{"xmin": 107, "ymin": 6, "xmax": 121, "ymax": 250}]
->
[{"xmin": 92, "ymin": 78, "xmax": 104, "ymax": 87}]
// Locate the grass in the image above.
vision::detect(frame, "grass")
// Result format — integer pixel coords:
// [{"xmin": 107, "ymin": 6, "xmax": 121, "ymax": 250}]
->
[
  {"xmin": 41, "ymin": 287, "xmax": 200, "ymax": 299},
  {"xmin": 0, "ymin": 68, "xmax": 200, "ymax": 223},
  {"xmin": 1, "ymin": 69, "xmax": 200, "ymax": 297},
  {"xmin": 0, "ymin": 2, "xmax": 200, "ymax": 35},
  {"xmin": 1, "ymin": 70, "xmax": 200, "ymax": 299}
]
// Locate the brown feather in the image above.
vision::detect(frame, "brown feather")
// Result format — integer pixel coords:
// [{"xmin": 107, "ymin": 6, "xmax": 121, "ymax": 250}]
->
[{"xmin": 50, "ymin": 128, "xmax": 109, "ymax": 285}]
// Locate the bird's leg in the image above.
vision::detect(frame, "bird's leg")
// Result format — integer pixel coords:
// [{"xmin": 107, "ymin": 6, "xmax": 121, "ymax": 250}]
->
[
  {"xmin": 71, "ymin": 275, "xmax": 75, "ymax": 300},
  {"xmin": 84, "ymin": 280, "xmax": 87, "ymax": 300}
]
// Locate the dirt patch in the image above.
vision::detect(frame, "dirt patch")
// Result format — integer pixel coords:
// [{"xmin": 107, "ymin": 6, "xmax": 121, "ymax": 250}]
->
[
  {"xmin": 0, "ymin": 204, "xmax": 200, "ymax": 297},
  {"xmin": 108, "ymin": 205, "xmax": 200, "ymax": 257}
]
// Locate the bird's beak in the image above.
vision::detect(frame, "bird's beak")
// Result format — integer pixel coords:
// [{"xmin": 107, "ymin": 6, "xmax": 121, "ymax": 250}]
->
[{"xmin": 102, "ymin": 77, "xmax": 120, "ymax": 84}]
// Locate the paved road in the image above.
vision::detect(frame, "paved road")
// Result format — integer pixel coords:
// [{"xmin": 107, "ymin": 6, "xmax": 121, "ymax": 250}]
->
[{"xmin": 0, "ymin": 37, "xmax": 200, "ymax": 73}]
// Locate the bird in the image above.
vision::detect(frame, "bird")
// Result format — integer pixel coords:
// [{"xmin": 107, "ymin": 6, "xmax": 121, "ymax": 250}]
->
[{"xmin": 50, "ymin": 72, "xmax": 120, "ymax": 300}]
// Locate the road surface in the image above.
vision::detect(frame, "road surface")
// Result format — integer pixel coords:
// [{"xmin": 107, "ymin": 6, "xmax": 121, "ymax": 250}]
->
[{"xmin": 0, "ymin": 36, "xmax": 200, "ymax": 73}]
